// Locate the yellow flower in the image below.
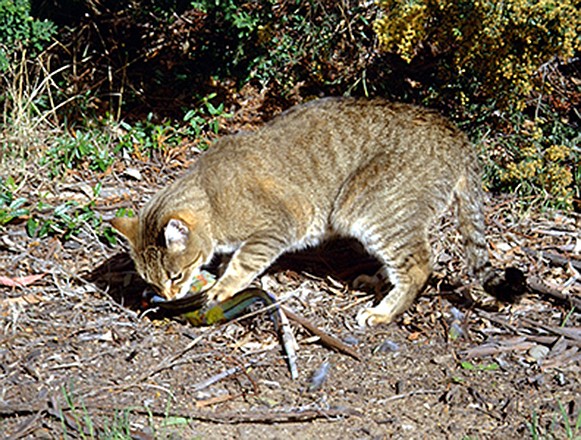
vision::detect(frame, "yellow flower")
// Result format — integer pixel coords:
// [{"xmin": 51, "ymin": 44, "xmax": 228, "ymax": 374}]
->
[
  {"xmin": 545, "ymin": 144, "xmax": 570, "ymax": 162},
  {"xmin": 520, "ymin": 144, "xmax": 538, "ymax": 159}
]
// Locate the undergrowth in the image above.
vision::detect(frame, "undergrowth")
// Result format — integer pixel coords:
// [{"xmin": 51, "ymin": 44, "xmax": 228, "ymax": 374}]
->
[
  {"xmin": 374, "ymin": 0, "xmax": 579, "ymax": 111},
  {"xmin": 0, "ymin": 0, "xmax": 579, "ymax": 247},
  {"xmin": 1, "ymin": 81, "xmax": 231, "ymax": 245},
  {"xmin": 59, "ymin": 382, "xmax": 193, "ymax": 439},
  {"xmin": 374, "ymin": 0, "xmax": 580, "ymax": 209},
  {"xmin": 0, "ymin": 0, "xmax": 56, "ymax": 71},
  {"xmin": 527, "ymin": 398, "xmax": 581, "ymax": 440},
  {"xmin": 475, "ymin": 97, "xmax": 580, "ymax": 210}
]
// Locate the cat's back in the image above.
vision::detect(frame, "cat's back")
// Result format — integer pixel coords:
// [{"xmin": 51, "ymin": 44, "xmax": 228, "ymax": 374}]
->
[{"xmin": 202, "ymin": 98, "xmax": 473, "ymax": 179}]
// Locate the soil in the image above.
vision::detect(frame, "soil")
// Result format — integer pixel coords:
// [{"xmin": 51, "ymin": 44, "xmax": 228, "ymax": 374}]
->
[{"xmin": 1, "ymin": 127, "xmax": 580, "ymax": 439}]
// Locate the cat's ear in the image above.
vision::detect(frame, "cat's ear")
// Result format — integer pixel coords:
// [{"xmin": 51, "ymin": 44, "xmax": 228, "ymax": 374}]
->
[
  {"xmin": 164, "ymin": 218, "xmax": 189, "ymax": 253},
  {"xmin": 110, "ymin": 216, "xmax": 139, "ymax": 246}
]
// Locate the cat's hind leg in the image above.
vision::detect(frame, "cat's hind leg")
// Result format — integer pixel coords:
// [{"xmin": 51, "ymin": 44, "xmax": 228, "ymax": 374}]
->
[
  {"xmin": 338, "ymin": 210, "xmax": 433, "ymax": 326},
  {"xmin": 347, "ymin": 211, "xmax": 433, "ymax": 326},
  {"xmin": 355, "ymin": 242, "xmax": 431, "ymax": 326},
  {"xmin": 331, "ymin": 157, "xmax": 436, "ymax": 326}
]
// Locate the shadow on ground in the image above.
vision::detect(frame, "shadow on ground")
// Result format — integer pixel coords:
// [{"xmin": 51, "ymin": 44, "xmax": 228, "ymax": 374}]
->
[{"xmin": 86, "ymin": 238, "xmax": 384, "ymax": 311}]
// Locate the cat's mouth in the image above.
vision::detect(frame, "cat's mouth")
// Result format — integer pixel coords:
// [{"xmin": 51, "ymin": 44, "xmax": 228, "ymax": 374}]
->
[
  {"xmin": 142, "ymin": 270, "xmax": 216, "ymax": 303},
  {"xmin": 146, "ymin": 289, "xmax": 209, "ymax": 313},
  {"xmin": 141, "ymin": 283, "xmax": 182, "ymax": 303},
  {"xmin": 141, "ymin": 284, "xmax": 209, "ymax": 314}
]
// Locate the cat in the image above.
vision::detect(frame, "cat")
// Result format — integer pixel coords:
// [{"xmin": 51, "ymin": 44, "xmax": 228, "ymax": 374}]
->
[{"xmin": 111, "ymin": 97, "xmax": 522, "ymax": 326}]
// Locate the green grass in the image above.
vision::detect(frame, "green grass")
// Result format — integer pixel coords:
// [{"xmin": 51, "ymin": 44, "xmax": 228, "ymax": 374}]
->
[
  {"xmin": 58, "ymin": 384, "xmax": 195, "ymax": 439},
  {"xmin": 527, "ymin": 399, "xmax": 581, "ymax": 440},
  {"xmin": 1, "ymin": 55, "xmax": 230, "ymax": 244},
  {"xmin": 0, "ymin": 176, "xmax": 29, "ymax": 226}
]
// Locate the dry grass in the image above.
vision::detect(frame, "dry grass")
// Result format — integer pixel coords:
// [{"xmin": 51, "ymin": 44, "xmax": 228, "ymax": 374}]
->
[{"xmin": 0, "ymin": 49, "xmax": 75, "ymax": 166}]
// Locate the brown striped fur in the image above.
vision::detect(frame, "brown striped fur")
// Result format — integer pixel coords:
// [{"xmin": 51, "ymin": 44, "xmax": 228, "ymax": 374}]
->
[{"xmin": 112, "ymin": 98, "xmax": 504, "ymax": 326}]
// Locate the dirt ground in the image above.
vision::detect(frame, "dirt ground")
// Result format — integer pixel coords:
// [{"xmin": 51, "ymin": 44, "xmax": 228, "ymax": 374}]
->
[{"xmin": 1, "ymin": 149, "xmax": 580, "ymax": 439}]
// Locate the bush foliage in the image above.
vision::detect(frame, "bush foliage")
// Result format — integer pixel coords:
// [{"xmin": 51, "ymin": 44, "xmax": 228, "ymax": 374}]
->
[
  {"xmin": 0, "ymin": 0, "xmax": 56, "ymax": 71},
  {"xmin": 374, "ymin": 0, "xmax": 580, "ymax": 110},
  {"xmin": 483, "ymin": 102, "xmax": 579, "ymax": 209},
  {"xmin": 0, "ymin": 0, "xmax": 579, "ymax": 211},
  {"xmin": 29, "ymin": 0, "xmax": 376, "ymax": 119}
]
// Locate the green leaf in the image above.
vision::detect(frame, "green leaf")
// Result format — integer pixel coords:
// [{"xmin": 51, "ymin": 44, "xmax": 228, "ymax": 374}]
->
[
  {"xmin": 460, "ymin": 361, "xmax": 475, "ymax": 370},
  {"xmin": 10, "ymin": 197, "xmax": 28, "ymax": 210},
  {"xmin": 460, "ymin": 360, "xmax": 500, "ymax": 371},
  {"xmin": 162, "ymin": 416, "xmax": 190, "ymax": 427},
  {"xmin": 26, "ymin": 217, "xmax": 38, "ymax": 237},
  {"xmin": 478, "ymin": 362, "xmax": 499, "ymax": 371}
]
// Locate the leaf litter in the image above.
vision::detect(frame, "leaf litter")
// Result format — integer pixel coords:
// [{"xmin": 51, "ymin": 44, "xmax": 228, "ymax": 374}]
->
[{"xmin": 0, "ymin": 155, "xmax": 579, "ymax": 438}]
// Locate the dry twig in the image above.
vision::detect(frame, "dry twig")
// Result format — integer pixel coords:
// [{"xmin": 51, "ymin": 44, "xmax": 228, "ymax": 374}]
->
[{"xmin": 282, "ymin": 306, "xmax": 362, "ymax": 361}]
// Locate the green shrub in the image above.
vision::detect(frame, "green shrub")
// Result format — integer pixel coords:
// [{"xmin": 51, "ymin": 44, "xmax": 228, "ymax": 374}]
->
[
  {"xmin": 41, "ymin": 129, "xmax": 117, "ymax": 178},
  {"xmin": 36, "ymin": 0, "xmax": 377, "ymax": 119},
  {"xmin": 374, "ymin": 0, "xmax": 580, "ymax": 209},
  {"xmin": 25, "ymin": 184, "xmax": 118, "ymax": 244},
  {"xmin": 480, "ymin": 100, "xmax": 580, "ymax": 210},
  {"xmin": 190, "ymin": 0, "xmax": 264, "ymax": 74},
  {"xmin": 0, "ymin": 176, "xmax": 29, "ymax": 226},
  {"xmin": 247, "ymin": 1, "xmax": 375, "ymax": 98},
  {"xmin": 0, "ymin": 1, "xmax": 58, "ymax": 163},
  {"xmin": 374, "ymin": 0, "xmax": 580, "ymax": 110},
  {"xmin": 0, "ymin": 0, "xmax": 56, "ymax": 71}
]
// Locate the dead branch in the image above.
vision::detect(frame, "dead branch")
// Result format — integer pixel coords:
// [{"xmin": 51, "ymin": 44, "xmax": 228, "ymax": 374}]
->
[
  {"xmin": 0, "ymin": 401, "xmax": 361, "ymax": 427},
  {"xmin": 527, "ymin": 277, "xmax": 581, "ymax": 310},
  {"xmin": 282, "ymin": 306, "xmax": 362, "ymax": 361},
  {"xmin": 115, "ymin": 404, "xmax": 362, "ymax": 424},
  {"xmin": 519, "ymin": 316, "xmax": 581, "ymax": 344},
  {"xmin": 522, "ymin": 246, "xmax": 581, "ymax": 272},
  {"xmin": 376, "ymin": 388, "xmax": 442, "ymax": 404},
  {"xmin": 475, "ymin": 310, "xmax": 581, "ymax": 348},
  {"xmin": 462, "ymin": 337, "xmax": 537, "ymax": 358}
]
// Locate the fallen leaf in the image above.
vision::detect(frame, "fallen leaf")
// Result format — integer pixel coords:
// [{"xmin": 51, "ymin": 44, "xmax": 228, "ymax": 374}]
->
[
  {"xmin": 408, "ymin": 331, "xmax": 422, "ymax": 341},
  {"xmin": 0, "ymin": 274, "xmax": 46, "ymax": 287},
  {"xmin": 1, "ymin": 293, "xmax": 43, "ymax": 306}
]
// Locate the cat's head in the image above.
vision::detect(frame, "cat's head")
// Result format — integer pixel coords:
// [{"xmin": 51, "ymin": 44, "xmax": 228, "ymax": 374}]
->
[{"xmin": 111, "ymin": 212, "xmax": 213, "ymax": 299}]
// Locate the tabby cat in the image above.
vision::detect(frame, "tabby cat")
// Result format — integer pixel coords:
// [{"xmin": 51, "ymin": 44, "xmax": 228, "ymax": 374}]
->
[{"xmin": 112, "ymin": 98, "xmax": 517, "ymax": 326}]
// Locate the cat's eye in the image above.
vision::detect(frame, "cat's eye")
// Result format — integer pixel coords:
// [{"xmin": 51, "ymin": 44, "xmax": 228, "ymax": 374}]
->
[{"xmin": 169, "ymin": 272, "xmax": 184, "ymax": 283}]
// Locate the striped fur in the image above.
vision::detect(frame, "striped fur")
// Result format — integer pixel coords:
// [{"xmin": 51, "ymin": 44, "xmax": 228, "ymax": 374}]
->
[{"xmin": 112, "ymin": 98, "xmax": 504, "ymax": 326}]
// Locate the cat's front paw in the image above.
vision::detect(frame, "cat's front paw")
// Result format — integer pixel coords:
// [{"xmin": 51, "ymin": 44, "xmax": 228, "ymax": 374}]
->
[
  {"xmin": 356, "ymin": 306, "xmax": 395, "ymax": 327},
  {"xmin": 206, "ymin": 285, "xmax": 236, "ymax": 303}
]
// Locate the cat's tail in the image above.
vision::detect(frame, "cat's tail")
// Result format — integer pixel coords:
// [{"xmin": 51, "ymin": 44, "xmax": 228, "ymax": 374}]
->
[{"xmin": 453, "ymin": 173, "xmax": 526, "ymax": 302}]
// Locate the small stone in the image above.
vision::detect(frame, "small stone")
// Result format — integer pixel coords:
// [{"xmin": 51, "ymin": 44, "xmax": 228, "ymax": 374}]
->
[
  {"xmin": 554, "ymin": 372, "xmax": 567, "ymax": 386},
  {"xmin": 432, "ymin": 354, "xmax": 453, "ymax": 365},
  {"xmin": 395, "ymin": 380, "xmax": 405, "ymax": 394},
  {"xmin": 449, "ymin": 306, "xmax": 465, "ymax": 322},
  {"xmin": 63, "ymin": 240, "xmax": 81, "ymax": 250},
  {"xmin": 528, "ymin": 344, "xmax": 550, "ymax": 361},
  {"xmin": 495, "ymin": 241, "xmax": 512, "ymax": 252},
  {"xmin": 375, "ymin": 339, "xmax": 400, "ymax": 353},
  {"xmin": 342, "ymin": 335, "xmax": 359, "ymax": 346},
  {"xmin": 122, "ymin": 167, "xmax": 143, "ymax": 180}
]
